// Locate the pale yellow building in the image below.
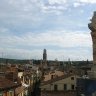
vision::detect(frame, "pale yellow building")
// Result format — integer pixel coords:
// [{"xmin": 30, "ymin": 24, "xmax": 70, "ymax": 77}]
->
[{"xmin": 41, "ymin": 74, "xmax": 79, "ymax": 91}]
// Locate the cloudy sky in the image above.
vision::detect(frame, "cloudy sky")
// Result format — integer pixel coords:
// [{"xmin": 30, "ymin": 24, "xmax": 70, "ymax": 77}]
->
[{"xmin": 0, "ymin": 0, "xmax": 95, "ymax": 61}]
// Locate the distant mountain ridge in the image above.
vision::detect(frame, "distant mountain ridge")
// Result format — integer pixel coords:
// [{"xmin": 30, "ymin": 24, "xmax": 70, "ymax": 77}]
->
[{"xmin": 0, "ymin": 58, "xmax": 93, "ymax": 66}]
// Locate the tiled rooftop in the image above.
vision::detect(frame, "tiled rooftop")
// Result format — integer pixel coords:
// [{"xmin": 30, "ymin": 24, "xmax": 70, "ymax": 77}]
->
[
  {"xmin": 0, "ymin": 77, "xmax": 21, "ymax": 91},
  {"xmin": 41, "ymin": 91, "xmax": 76, "ymax": 96},
  {"xmin": 15, "ymin": 86, "xmax": 25, "ymax": 95}
]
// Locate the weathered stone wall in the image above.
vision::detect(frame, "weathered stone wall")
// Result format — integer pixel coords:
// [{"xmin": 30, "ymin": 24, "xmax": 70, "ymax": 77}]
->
[
  {"xmin": 88, "ymin": 12, "xmax": 96, "ymax": 65},
  {"xmin": 91, "ymin": 32, "xmax": 96, "ymax": 65}
]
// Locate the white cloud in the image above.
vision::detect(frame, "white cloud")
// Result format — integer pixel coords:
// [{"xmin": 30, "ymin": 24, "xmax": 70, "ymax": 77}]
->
[
  {"xmin": 73, "ymin": 2, "xmax": 81, "ymax": 7},
  {"xmin": 41, "ymin": 0, "xmax": 96, "ymax": 14},
  {"xmin": 0, "ymin": 0, "xmax": 95, "ymax": 17},
  {"xmin": 48, "ymin": 0, "xmax": 67, "ymax": 5},
  {"xmin": 0, "ymin": 29, "xmax": 92, "ymax": 60},
  {"xmin": 0, "ymin": 0, "xmax": 44, "ymax": 24},
  {"xmin": 41, "ymin": 2, "xmax": 68, "ymax": 14},
  {"xmin": 0, "ymin": 30, "xmax": 92, "ymax": 48},
  {"xmin": 78, "ymin": 0, "xmax": 96, "ymax": 4},
  {"xmin": 0, "ymin": 27, "xmax": 9, "ymax": 33}
]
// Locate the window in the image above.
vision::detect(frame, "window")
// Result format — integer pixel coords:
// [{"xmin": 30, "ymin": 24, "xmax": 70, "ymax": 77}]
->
[
  {"xmin": 64, "ymin": 84, "xmax": 67, "ymax": 90},
  {"xmin": 8, "ymin": 90, "xmax": 14, "ymax": 96},
  {"xmin": 10, "ymin": 92, "xmax": 13, "ymax": 96},
  {"xmin": 54, "ymin": 84, "xmax": 58, "ymax": 91},
  {"xmin": 51, "ymin": 75, "xmax": 53, "ymax": 79},
  {"xmin": 43, "ymin": 88, "xmax": 46, "ymax": 91},
  {"xmin": 71, "ymin": 77, "xmax": 74, "ymax": 80},
  {"xmin": 71, "ymin": 84, "xmax": 75, "ymax": 90}
]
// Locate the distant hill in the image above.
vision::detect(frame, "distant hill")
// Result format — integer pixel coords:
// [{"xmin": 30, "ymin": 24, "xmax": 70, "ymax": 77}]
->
[
  {"xmin": 0, "ymin": 58, "xmax": 29, "ymax": 64},
  {"xmin": 0, "ymin": 58, "xmax": 93, "ymax": 66},
  {"xmin": 0, "ymin": 58, "xmax": 44, "ymax": 65}
]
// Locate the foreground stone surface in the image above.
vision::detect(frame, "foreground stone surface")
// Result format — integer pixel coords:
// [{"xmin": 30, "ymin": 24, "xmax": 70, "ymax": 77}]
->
[{"xmin": 88, "ymin": 11, "xmax": 96, "ymax": 65}]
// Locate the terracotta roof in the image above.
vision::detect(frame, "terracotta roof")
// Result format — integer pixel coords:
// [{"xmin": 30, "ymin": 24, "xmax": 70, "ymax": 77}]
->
[
  {"xmin": 15, "ymin": 86, "xmax": 26, "ymax": 95},
  {"xmin": 41, "ymin": 74, "xmax": 75, "ymax": 86},
  {"xmin": 41, "ymin": 90, "xmax": 76, "ymax": 96},
  {"xmin": 44, "ymin": 70, "xmax": 64, "ymax": 81},
  {"xmin": 0, "ymin": 77, "xmax": 21, "ymax": 91}
]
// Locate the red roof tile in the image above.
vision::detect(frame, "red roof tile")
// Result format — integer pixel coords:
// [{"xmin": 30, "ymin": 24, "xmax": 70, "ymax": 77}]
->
[
  {"xmin": 15, "ymin": 86, "xmax": 25, "ymax": 95},
  {"xmin": 0, "ymin": 77, "xmax": 21, "ymax": 91}
]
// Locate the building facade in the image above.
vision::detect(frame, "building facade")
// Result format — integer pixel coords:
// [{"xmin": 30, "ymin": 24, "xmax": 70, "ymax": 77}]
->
[{"xmin": 41, "ymin": 74, "xmax": 79, "ymax": 91}]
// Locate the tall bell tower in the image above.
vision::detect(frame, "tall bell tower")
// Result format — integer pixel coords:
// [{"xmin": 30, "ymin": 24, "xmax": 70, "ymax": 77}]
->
[
  {"xmin": 43, "ymin": 49, "xmax": 47, "ymax": 61},
  {"xmin": 43, "ymin": 49, "xmax": 47, "ymax": 68}
]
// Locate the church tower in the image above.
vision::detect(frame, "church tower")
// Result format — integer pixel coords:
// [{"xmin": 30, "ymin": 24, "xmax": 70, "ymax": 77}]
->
[
  {"xmin": 43, "ymin": 49, "xmax": 47, "ymax": 61},
  {"xmin": 43, "ymin": 49, "xmax": 47, "ymax": 68}
]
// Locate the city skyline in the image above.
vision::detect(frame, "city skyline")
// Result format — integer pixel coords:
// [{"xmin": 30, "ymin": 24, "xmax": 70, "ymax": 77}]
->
[{"xmin": 0, "ymin": 0, "xmax": 95, "ymax": 60}]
